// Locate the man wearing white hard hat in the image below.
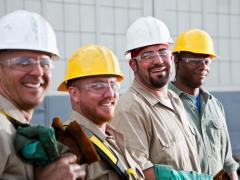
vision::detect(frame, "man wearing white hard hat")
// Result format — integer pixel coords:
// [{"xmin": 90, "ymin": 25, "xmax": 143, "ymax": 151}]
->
[
  {"xmin": 0, "ymin": 10, "xmax": 85, "ymax": 179},
  {"xmin": 112, "ymin": 16, "xmax": 202, "ymax": 179}
]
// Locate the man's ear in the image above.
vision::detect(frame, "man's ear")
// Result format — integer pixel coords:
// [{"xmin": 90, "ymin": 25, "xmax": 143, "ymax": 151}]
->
[
  {"xmin": 129, "ymin": 59, "xmax": 137, "ymax": 72},
  {"xmin": 173, "ymin": 55, "xmax": 180, "ymax": 69},
  {"xmin": 68, "ymin": 87, "xmax": 80, "ymax": 103}
]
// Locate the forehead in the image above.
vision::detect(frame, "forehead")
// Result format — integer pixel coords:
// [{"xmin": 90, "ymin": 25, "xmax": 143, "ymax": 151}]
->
[
  {"xmin": 0, "ymin": 50, "xmax": 51, "ymax": 60},
  {"xmin": 78, "ymin": 75, "xmax": 117, "ymax": 84},
  {"xmin": 140, "ymin": 44, "xmax": 169, "ymax": 53},
  {"xmin": 180, "ymin": 52, "xmax": 210, "ymax": 58}
]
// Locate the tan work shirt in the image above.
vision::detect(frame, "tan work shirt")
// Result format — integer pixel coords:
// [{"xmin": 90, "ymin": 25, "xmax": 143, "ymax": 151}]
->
[
  {"xmin": 65, "ymin": 110, "xmax": 144, "ymax": 180},
  {"xmin": 112, "ymin": 80, "xmax": 201, "ymax": 172},
  {"xmin": 0, "ymin": 95, "xmax": 33, "ymax": 180}
]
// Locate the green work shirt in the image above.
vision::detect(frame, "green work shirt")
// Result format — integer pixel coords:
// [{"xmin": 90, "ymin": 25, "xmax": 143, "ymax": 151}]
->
[
  {"xmin": 65, "ymin": 110, "xmax": 144, "ymax": 180},
  {"xmin": 169, "ymin": 82, "xmax": 239, "ymax": 176},
  {"xmin": 112, "ymin": 80, "xmax": 201, "ymax": 172},
  {"xmin": 0, "ymin": 95, "xmax": 33, "ymax": 180}
]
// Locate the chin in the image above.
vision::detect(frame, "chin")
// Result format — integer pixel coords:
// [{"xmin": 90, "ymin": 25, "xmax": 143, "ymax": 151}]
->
[{"xmin": 102, "ymin": 114, "xmax": 114, "ymax": 122}]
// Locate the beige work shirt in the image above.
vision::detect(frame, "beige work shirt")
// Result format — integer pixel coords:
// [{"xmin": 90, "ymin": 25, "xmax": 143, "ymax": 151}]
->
[
  {"xmin": 65, "ymin": 110, "xmax": 144, "ymax": 180},
  {"xmin": 0, "ymin": 95, "xmax": 33, "ymax": 180},
  {"xmin": 112, "ymin": 80, "xmax": 201, "ymax": 172}
]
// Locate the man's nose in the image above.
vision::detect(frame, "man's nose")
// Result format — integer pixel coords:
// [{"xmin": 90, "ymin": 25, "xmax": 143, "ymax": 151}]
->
[
  {"xmin": 153, "ymin": 53, "xmax": 164, "ymax": 64},
  {"xmin": 103, "ymin": 85, "xmax": 117, "ymax": 98},
  {"xmin": 30, "ymin": 63, "xmax": 44, "ymax": 76}
]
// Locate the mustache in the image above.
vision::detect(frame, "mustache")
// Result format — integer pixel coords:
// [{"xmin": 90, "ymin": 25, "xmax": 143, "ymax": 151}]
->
[
  {"xmin": 149, "ymin": 64, "xmax": 165, "ymax": 71},
  {"xmin": 23, "ymin": 76, "xmax": 46, "ymax": 85}
]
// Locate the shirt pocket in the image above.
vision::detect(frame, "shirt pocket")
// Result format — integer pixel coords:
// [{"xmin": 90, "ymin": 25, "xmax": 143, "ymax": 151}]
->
[
  {"xmin": 156, "ymin": 130, "xmax": 175, "ymax": 164},
  {"xmin": 157, "ymin": 130, "xmax": 174, "ymax": 148},
  {"xmin": 208, "ymin": 119, "xmax": 224, "ymax": 148}
]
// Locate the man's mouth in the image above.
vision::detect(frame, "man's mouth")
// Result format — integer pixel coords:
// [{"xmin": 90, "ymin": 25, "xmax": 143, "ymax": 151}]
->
[{"xmin": 23, "ymin": 81, "xmax": 44, "ymax": 88}]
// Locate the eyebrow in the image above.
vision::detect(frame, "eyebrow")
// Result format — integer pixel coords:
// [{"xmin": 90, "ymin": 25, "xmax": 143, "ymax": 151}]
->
[{"xmin": 142, "ymin": 48, "xmax": 168, "ymax": 53}]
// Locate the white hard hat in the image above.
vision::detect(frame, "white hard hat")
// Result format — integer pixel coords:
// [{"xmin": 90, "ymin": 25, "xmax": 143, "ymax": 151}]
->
[
  {"xmin": 0, "ymin": 10, "xmax": 59, "ymax": 58},
  {"xmin": 126, "ymin": 16, "xmax": 173, "ymax": 53}
]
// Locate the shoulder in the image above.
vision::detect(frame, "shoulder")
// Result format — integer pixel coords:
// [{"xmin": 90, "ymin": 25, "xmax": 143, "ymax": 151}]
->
[
  {"xmin": 202, "ymin": 90, "xmax": 225, "ymax": 110},
  {"xmin": 168, "ymin": 90, "xmax": 186, "ymax": 109},
  {"xmin": 118, "ymin": 88, "xmax": 151, "ymax": 110},
  {"xmin": 113, "ymin": 91, "xmax": 150, "ymax": 127}
]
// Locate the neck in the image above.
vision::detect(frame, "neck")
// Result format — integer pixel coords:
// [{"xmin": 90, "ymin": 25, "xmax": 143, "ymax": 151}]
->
[
  {"xmin": 174, "ymin": 79, "xmax": 199, "ymax": 96},
  {"xmin": 97, "ymin": 123, "xmax": 107, "ymax": 134},
  {"xmin": 0, "ymin": 90, "xmax": 33, "ymax": 122},
  {"xmin": 73, "ymin": 106, "xmax": 107, "ymax": 133},
  {"xmin": 20, "ymin": 110, "xmax": 33, "ymax": 122},
  {"xmin": 136, "ymin": 79, "xmax": 169, "ymax": 98}
]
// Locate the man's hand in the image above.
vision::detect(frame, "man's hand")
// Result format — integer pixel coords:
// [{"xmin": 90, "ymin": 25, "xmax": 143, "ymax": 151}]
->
[
  {"xmin": 143, "ymin": 167, "xmax": 156, "ymax": 180},
  {"xmin": 35, "ymin": 153, "xmax": 86, "ymax": 180},
  {"xmin": 227, "ymin": 171, "xmax": 238, "ymax": 180}
]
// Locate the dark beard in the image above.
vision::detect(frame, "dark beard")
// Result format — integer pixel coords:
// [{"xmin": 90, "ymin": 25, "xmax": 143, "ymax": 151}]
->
[{"xmin": 149, "ymin": 73, "xmax": 169, "ymax": 88}]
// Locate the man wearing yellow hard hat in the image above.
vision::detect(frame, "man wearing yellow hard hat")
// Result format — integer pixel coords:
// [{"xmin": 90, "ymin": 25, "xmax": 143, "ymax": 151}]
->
[
  {"xmin": 169, "ymin": 29, "xmax": 239, "ymax": 179},
  {"xmin": 57, "ymin": 44, "xmax": 144, "ymax": 180}
]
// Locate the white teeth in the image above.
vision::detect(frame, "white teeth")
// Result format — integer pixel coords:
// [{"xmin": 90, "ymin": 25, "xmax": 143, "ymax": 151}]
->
[
  {"xmin": 102, "ymin": 102, "xmax": 113, "ymax": 107},
  {"xmin": 151, "ymin": 67, "xmax": 164, "ymax": 72},
  {"xmin": 25, "ymin": 83, "xmax": 41, "ymax": 88}
]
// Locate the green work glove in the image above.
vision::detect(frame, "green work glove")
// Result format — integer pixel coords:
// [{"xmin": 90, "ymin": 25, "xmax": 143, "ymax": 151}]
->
[
  {"xmin": 14, "ymin": 126, "xmax": 60, "ymax": 166},
  {"xmin": 154, "ymin": 164, "xmax": 213, "ymax": 180}
]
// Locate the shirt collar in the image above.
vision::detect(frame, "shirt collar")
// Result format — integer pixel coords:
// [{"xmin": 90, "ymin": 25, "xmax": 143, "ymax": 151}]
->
[
  {"xmin": 0, "ymin": 95, "xmax": 30, "ymax": 124},
  {"xmin": 168, "ymin": 81, "xmax": 212, "ymax": 99},
  {"xmin": 68, "ymin": 110, "xmax": 119, "ymax": 141},
  {"xmin": 131, "ymin": 79, "xmax": 181, "ymax": 108},
  {"xmin": 131, "ymin": 79, "xmax": 161, "ymax": 106}
]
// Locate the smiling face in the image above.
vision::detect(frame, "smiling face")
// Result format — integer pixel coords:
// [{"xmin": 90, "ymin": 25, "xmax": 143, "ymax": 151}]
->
[
  {"xmin": 0, "ymin": 50, "xmax": 52, "ymax": 111},
  {"xmin": 129, "ymin": 44, "xmax": 173, "ymax": 90},
  {"xmin": 68, "ymin": 76, "xmax": 119, "ymax": 126},
  {"xmin": 175, "ymin": 52, "xmax": 211, "ymax": 89}
]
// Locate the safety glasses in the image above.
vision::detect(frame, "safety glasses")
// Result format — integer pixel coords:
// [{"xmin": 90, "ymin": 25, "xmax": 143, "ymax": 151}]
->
[
  {"xmin": 0, "ymin": 56, "xmax": 53, "ymax": 72},
  {"xmin": 133, "ymin": 49, "xmax": 171, "ymax": 62},
  {"xmin": 180, "ymin": 57, "xmax": 211, "ymax": 66},
  {"xmin": 80, "ymin": 81, "xmax": 120, "ymax": 94}
]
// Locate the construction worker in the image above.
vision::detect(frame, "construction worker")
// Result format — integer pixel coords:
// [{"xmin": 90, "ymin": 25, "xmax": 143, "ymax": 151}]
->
[
  {"xmin": 169, "ymin": 29, "xmax": 239, "ymax": 179},
  {"xmin": 57, "ymin": 44, "xmax": 144, "ymax": 180},
  {"xmin": 0, "ymin": 10, "xmax": 85, "ymax": 179},
  {"xmin": 111, "ymin": 16, "xmax": 202, "ymax": 179}
]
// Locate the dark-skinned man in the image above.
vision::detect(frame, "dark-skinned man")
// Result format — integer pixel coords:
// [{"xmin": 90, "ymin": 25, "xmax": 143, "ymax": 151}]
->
[{"xmin": 169, "ymin": 28, "xmax": 239, "ymax": 179}]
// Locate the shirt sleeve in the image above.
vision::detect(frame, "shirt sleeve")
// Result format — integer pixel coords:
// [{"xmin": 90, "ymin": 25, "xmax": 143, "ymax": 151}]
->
[
  {"xmin": 0, "ymin": 130, "xmax": 11, "ymax": 176},
  {"xmin": 218, "ymin": 101, "xmax": 239, "ymax": 173},
  {"xmin": 112, "ymin": 99, "xmax": 153, "ymax": 170}
]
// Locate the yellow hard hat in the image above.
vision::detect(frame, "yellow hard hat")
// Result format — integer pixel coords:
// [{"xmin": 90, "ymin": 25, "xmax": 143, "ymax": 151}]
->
[
  {"xmin": 58, "ymin": 44, "xmax": 124, "ymax": 91},
  {"xmin": 172, "ymin": 29, "xmax": 216, "ymax": 58}
]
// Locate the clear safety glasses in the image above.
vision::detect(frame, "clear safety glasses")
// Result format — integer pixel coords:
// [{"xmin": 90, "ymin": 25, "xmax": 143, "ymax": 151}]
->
[
  {"xmin": 180, "ymin": 57, "xmax": 211, "ymax": 66},
  {"xmin": 80, "ymin": 81, "xmax": 120, "ymax": 94},
  {"xmin": 133, "ymin": 49, "xmax": 171, "ymax": 62},
  {"xmin": 0, "ymin": 56, "xmax": 53, "ymax": 72}
]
